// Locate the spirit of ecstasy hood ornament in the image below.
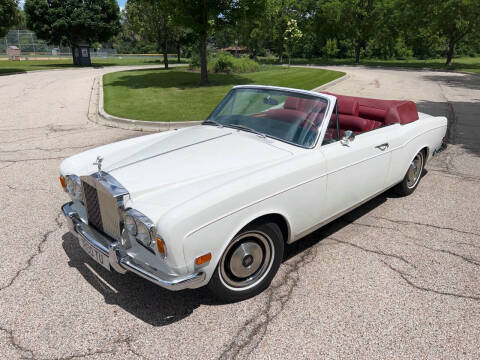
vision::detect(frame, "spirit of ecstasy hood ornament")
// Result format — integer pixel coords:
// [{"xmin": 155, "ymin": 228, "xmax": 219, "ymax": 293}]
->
[{"xmin": 93, "ymin": 156, "xmax": 104, "ymax": 175}]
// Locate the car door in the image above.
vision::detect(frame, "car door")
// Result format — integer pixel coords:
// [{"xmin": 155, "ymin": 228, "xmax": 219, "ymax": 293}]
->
[{"xmin": 320, "ymin": 116, "xmax": 392, "ymax": 220}]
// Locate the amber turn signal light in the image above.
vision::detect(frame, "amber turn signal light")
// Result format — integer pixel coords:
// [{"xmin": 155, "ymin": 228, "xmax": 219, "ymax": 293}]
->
[
  {"xmin": 195, "ymin": 253, "xmax": 212, "ymax": 266},
  {"xmin": 59, "ymin": 175, "xmax": 66, "ymax": 189},
  {"xmin": 156, "ymin": 237, "xmax": 166, "ymax": 256}
]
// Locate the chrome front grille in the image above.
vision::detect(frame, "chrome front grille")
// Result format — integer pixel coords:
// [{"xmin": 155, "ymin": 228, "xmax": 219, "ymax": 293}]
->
[
  {"xmin": 82, "ymin": 181, "xmax": 103, "ymax": 232},
  {"xmin": 81, "ymin": 173, "xmax": 128, "ymax": 241}
]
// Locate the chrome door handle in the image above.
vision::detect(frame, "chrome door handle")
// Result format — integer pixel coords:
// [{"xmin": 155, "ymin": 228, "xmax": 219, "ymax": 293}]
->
[{"xmin": 375, "ymin": 143, "xmax": 389, "ymax": 151}]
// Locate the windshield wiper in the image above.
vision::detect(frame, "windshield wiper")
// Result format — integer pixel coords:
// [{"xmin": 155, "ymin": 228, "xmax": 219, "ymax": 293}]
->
[
  {"xmin": 226, "ymin": 124, "xmax": 266, "ymax": 139},
  {"xmin": 202, "ymin": 119, "xmax": 223, "ymax": 127}
]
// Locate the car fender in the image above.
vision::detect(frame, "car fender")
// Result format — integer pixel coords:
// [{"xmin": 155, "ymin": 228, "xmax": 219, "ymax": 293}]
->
[{"xmin": 182, "ymin": 206, "xmax": 293, "ymax": 283}]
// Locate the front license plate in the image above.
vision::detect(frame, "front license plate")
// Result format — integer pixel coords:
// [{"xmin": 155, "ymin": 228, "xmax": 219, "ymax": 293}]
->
[{"xmin": 79, "ymin": 237, "xmax": 110, "ymax": 271}]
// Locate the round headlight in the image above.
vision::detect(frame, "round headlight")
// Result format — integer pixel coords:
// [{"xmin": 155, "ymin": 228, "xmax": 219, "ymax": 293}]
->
[
  {"xmin": 73, "ymin": 181, "xmax": 82, "ymax": 201},
  {"xmin": 125, "ymin": 215, "xmax": 137, "ymax": 236},
  {"xmin": 136, "ymin": 221, "xmax": 151, "ymax": 246},
  {"xmin": 65, "ymin": 176, "xmax": 74, "ymax": 195}
]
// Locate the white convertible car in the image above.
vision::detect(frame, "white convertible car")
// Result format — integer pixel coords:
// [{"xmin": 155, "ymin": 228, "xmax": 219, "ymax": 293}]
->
[{"xmin": 60, "ymin": 85, "xmax": 447, "ymax": 301}]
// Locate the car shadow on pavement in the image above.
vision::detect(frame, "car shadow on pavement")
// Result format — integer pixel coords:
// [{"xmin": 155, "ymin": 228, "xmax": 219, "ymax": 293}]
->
[
  {"xmin": 416, "ymin": 100, "xmax": 480, "ymax": 156},
  {"xmin": 61, "ymin": 188, "xmax": 401, "ymax": 325},
  {"xmin": 422, "ymin": 73, "xmax": 480, "ymax": 92},
  {"xmin": 284, "ymin": 194, "xmax": 388, "ymax": 261},
  {"xmin": 62, "ymin": 233, "xmax": 221, "ymax": 327}
]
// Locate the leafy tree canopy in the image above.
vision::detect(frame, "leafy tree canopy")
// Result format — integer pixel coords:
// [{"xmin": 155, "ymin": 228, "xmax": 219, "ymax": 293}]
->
[
  {"xmin": 0, "ymin": 0, "xmax": 20, "ymax": 37},
  {"xmin": 24, "ymin": 0, "xmax": 121, "ymax": 47}
]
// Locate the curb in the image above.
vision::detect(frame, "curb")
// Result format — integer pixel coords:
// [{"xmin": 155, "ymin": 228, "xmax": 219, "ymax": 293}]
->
[
  {"xmin": 311, "ymin": 73, "xmax": 349, "ymax": 92},
  {"xmin": 92, "ymin": 71, "xmax": 349, "ymax": 132},
  {"xmin": 93, "ymin": 75, "xmax": 202, "ymax": 131}
]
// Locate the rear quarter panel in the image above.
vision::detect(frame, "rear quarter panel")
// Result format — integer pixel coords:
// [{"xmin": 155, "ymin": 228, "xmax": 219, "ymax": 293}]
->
[{"xmin": 386, "ymin": 115, "xmax": 447, "ymax": 187}]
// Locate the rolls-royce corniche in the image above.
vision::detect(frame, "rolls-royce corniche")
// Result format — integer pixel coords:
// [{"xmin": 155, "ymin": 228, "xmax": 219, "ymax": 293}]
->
[{"xmin": 60, "ymin": 85, "xmax": 447, "ymax": 301}]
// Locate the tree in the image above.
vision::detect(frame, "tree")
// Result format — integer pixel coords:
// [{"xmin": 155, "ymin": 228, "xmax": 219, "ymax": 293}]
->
[
  {"xmin": 24, "ymin": 0, "xmax": 120, "ymax": 66},
  {"xmin": 175, "ymin": 0, "xmax": 234, "ymax": 85},
  {"xmin": 0, "ymin": 0, "xmax": 20, "ymax": 37},
  {"xmin": 412, "ymin": 0, "xmax": 480, "ymax": 65},
  {"xmin": 126, "ymin": 0, "xmax": 176, "ymax": 69},
  {"xmin": 315, "ymin": 0, "xmax": 376, "ymax": 63},
  {"xmin": 283, "ymin": 19, "xmax": 302, "ymax": 65},
  {"xmin": 223, "ymin": 0, "xmax": 270, "ymax": 59},
  {"xmin": 323, "ymin": 38, "xmax": 340, "ymax": 58}
]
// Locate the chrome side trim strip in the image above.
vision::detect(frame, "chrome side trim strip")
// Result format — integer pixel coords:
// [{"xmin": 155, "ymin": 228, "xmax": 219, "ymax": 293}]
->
[{"xmin": 187, "ymin": 124, "xmax": 446, "ymax": 238}]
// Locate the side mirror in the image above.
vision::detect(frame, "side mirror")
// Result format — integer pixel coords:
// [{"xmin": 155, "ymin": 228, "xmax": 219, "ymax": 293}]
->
[{"xmin": 341, "ymin": 130, "xmax": 355, "ymax": 146}]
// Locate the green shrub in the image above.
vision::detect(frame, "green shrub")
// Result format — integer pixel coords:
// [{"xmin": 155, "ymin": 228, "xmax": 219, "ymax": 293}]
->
[
  {"xmin": 232, "ymin": 55, "xmax": 260, "ymax": 73},
  {"xmin": 207, "ymin": 52, "xmax": 260, "ymax": 73},
  {"xmin": 212, "ymin": 51, "xmax": 234, "ymax": 73},
  {"xmin": 190, "ymin": 51, "xmax": 260, "ymax": 73}
]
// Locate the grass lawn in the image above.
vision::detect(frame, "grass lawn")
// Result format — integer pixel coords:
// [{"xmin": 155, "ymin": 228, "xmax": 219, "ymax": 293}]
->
[
  {"xmin": 102, "ymin": 67, "xmax": 345, "ymax": 122},
  {"xmin": 0, "ymin": 57, "xmax": 187, "ymax": 75},
  {"xmin": 260, "ymin": 56, "xmax": 480, "ymax": 74}
]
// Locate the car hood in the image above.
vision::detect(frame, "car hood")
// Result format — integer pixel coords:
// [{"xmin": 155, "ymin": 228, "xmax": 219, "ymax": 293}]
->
[{"xmin": 62, "ymin": 126, "xmax": 293, "ymax": 210}]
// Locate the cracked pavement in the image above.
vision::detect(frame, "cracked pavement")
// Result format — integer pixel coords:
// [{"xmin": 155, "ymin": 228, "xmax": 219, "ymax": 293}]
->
[{"xmin": 0, "ymin": 65, "xmax": 479, "ymax": 359}]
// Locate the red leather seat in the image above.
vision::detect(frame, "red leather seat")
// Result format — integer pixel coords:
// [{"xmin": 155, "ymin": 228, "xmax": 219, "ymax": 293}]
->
[
  {"xmin": 266, "ymin": 96, "xmax": 326, "ymax": 124},
  {"xmin": 322, "ymin": 92, "xmax": 419, "ymax": 133}
]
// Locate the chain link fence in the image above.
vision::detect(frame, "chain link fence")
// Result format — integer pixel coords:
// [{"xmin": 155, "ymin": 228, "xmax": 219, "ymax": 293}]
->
[{"xmin": 0, "ymin": 30, "xmax": 118, "ymax": 59}]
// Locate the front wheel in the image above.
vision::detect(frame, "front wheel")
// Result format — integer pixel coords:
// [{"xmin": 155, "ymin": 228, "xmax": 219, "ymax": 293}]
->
[
  {"xmin": 394, "ymin": 150, "xmax": 425, "ymax": 196},
  {"xmin": 207, "ymin": 221, "xmax": 284, "ymax": 302}
]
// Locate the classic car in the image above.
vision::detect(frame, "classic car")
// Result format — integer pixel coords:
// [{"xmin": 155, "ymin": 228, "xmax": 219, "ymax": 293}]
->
[{"xmin": 60, "ymin": 85, "xmax": 448, "ymax": 302}]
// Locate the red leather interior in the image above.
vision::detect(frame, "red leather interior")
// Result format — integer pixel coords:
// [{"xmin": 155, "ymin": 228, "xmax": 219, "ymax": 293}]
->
[
  {"xmin": 337, "ymin": 97, "xmax": 360, "ymax": 116},
  {"xmin": 262, "ymin": 93, "xmax": 418, "ymax": 138},
  {"xmin": 267, "ymin": 108, "xmax": 305, "ymax": 122},
  {"xmin": 322, "ymin": 92, "xmax": 419, "ymax": 134},
  {"xmin": 265, "ymin": 96, "xmax": 325, "ymax": 125}
]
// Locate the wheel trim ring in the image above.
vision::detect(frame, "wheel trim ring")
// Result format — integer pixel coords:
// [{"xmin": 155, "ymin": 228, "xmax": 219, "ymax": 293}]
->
[
  {"xmin": 219, "ymin": 231, "xmax": 274, "ymax": 291},
  {"xmin": 406, "ymin": 153, "xmax": 423, "ymax": 189}
]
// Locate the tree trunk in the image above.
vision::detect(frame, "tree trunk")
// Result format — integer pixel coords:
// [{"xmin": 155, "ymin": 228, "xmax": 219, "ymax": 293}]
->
[
  {"xmin": 355, "ymin": 40, "xmax": 361, "ymax": 64},
  {"xmin": 199, "ymin": 34, "xmax": 209, "ymax": 85},
  {"xmin": 445, "ymin": 37, "xmax": 455, "ymax": 66},
  {"xmin": 163, "ymin": 38, "xmax": 169, "ymax": 70},
  {"xmin": 71, "ymin": 46, "xmax": 78, "ymax": 66},
  {"xmin": 199, "ymin": 0, "xmax": 209, "ymax": 85},
  {"xmin": 177, "ymin": 42, "xmax": 181, "ymax": 63}
]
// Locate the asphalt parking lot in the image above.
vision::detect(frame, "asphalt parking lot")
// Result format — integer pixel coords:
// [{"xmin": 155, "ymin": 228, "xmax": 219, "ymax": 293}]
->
[{"xmin": 0, "ymin": 65, "xmax": 479, "ymax": 359}]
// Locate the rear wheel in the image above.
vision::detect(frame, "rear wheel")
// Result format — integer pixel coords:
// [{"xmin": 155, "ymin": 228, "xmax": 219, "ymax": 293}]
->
[
  {"xmin": 208, "ymin": 221, "xmax": 284, "ymax": 302},
  {"xmin": 394, "ymin": 150, "xmax": 425, "ymax": 196}
]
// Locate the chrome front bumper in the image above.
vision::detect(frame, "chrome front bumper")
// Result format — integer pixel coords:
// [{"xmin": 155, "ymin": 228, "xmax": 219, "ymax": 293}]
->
[{"xmin": 62, "ymin": 202, "xmax": 205, "ymax": 291}]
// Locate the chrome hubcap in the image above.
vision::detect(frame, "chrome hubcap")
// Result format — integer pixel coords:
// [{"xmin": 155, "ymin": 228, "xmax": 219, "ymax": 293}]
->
[
  {"xmin": 220, "ymin": 232, "xmax": 273, "ymax": 289},
  {"xmin": 407, "ymin": 153, "xmax": 423, "ymax": 188}
]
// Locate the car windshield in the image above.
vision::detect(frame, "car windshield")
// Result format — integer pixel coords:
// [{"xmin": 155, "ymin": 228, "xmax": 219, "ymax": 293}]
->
[{"xmin": 206, "ymin": 88, "xmax": 329, "ymax": 147}]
